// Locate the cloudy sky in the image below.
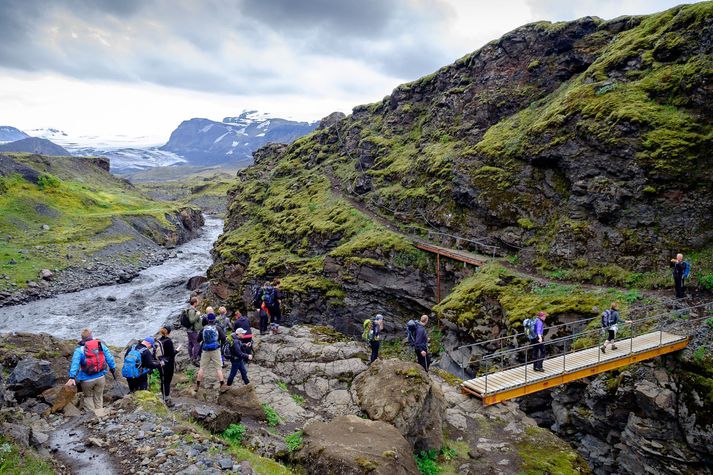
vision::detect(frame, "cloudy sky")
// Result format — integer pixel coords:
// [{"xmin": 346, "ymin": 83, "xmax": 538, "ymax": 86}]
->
[{"xmin": 0, "ymin": 0, "xmax": 699, "ymax": 145}]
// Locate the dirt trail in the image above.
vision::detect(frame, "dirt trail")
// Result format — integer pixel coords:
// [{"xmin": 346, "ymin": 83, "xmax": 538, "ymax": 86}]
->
[{"xmin": 49, "ymin": 417, "xmax": 120, "ymax": 475}]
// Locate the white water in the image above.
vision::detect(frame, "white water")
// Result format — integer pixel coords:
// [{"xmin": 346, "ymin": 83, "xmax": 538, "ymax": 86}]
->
[{"xmin": 0, "ymin": 218, "xmax": 223, "ymax": 346}]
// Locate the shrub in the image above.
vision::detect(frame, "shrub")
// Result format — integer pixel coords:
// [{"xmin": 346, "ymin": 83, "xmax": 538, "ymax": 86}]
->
[
  {"xmin": 705, "ymin": 317, "xmax": 713, "ymax": 329},
  {"xmin": 262, "ymin": 403, "xmax": 282, "ymax": 426},
  {"xmin": 698, "ymin": 273, "xmax": 713, "ymax": 291},
  {"xmin": 414, "ymin": 449, "xmax": 441, "ymax": 475},
  {"xmin": 37, "ymin": 173, "xmax": 61, "ymax": 191},
  {"xmin": 285, "ymin": 431, "xmax": 303, "ymax": 452},
  {"xmin": 223, "ymin": 423, "xmax": 247, "ymax": 445}
]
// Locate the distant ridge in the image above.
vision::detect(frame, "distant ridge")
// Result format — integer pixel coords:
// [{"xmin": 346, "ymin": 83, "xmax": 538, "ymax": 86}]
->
[
  {"xmin": 0, "ymin": 126, "xmax": 30, "ymax": 143},
  {"xmin": 0, "ymin": 137, "xmax": 71, "ymax": 156}
]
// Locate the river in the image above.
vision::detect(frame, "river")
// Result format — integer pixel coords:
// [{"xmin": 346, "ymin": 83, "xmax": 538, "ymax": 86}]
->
[{"xmin": 0, "ymin": 217, "xmax": 223, "ymax": 346}]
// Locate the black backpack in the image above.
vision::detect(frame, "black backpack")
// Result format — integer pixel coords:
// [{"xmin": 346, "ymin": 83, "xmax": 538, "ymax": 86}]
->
[
  {"xmin": 180, "ymin": 308, "xmax": 192, "ymax": 329},
  {"xmin": 406, "ymin": 320, "xmax": 418, "ymax": 347},
  {"xmin": 601, "ymin": 310, "xmax": 617, "ymax": 328}
]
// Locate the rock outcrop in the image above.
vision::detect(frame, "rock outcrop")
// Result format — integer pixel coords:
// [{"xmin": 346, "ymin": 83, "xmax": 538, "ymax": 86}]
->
[{"xmin": 7, "ymin": 358, "xmax": 57, "ymax": 401}]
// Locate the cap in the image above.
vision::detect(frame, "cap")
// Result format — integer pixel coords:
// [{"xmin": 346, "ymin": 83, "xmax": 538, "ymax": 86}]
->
[
  {"xmin": 235, "ymin": 328, "xmax": 247, "ymax": 334},
  {"xmin": 144, "ymin": 337, "xmax": 156, "ymax": 346},
  {"xmin": 374, "ymin": 314, "xmax": 384, "ymax": 321},
  {"xmin": 537, "ymin": 311, "xmax": 548, "ymax": 318},
  {"xmin": 207, "ymin": 313, "xmax": 216, "ymax": 321}
]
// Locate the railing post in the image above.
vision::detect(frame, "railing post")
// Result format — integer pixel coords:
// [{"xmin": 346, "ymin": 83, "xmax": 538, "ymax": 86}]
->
[
  {"xmin": 630, "ymin": 320, "xmax": 634, "ymax": 355},
  {"xmin": 563, "ymin": 339, "xmax": 567, "ymax": 373},
  {"xmin": 524, "ymin": 345, "xmax": 528, "ymax": 383},
  {"xmin": 484, "ymin": 359, "xmax": 489, "ymax": 394}
]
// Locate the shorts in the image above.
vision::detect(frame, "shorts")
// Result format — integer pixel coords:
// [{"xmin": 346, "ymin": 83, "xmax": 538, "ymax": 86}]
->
[{"xmin": 200, "ymin": 349, "xmax": 222, "ymax": 372}]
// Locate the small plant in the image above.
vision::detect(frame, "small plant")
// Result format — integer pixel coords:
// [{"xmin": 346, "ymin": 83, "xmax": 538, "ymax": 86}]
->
[
  {"xmin": 705, "ymin": 317, "xmax": 713, "ymax": 329},
  {"xmin": 693, "ymin": 346, "xmax": 706, "ymax": 363},
  {"xmin": 285, "ymin": 431, "xmax": 303, "ymax": 452},
  {"xmin": 414, "ymin": 449, "xmax": 441, "ymax": 475},
  {"xmin": 184, "ymin": 367, "xmax": 196, "ymax": 383},
  {"xmin": 148, "ymin": 371, "xmax": 161, "ymax": 393},
  {"xmin": 699, "ymin": 273, "xmax": 713, "ymax": 291},
  {"xmin": 291, "ymin": 393, "xmax": 305, "ymax": 405},
  {"xmin": 276, "ymin": 381, "xmax": 288, "ymax": 392},
  {"xmin": 262, "ymin": 403, "xmax": 282, "ymax": 427},
  {"xmin": 223, "ymin": 423, "xmax": 247, "ymax": 445},
  {"xmin": 37, "ymin": 173, "xmax": 61, "ymax": 191},
  {"xmin": 548, "ymin": 269, "xmax": 566, "ymax": 280}
]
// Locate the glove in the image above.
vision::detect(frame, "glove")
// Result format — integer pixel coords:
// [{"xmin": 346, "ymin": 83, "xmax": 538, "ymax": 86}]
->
[{"xmin": 110, "ymin": 368, "xmax": 117, "ymax": 380}]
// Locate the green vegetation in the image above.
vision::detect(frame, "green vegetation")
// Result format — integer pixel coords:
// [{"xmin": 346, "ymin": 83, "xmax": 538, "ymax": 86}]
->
[
  {"xmin": 516, "ymin": 426, "xmax": 590, "ymax": 474},
  {"xmin": 284, "ymin": 431, "xmax": 303, "ymax": 453},
  {"xmin": 413, "ymin": 447, "xmax": 461, "ymax": 475},
  {"xmin": 0, "ymin": 436, "xmax": 54, "ymax": 475},
  {"xmin": 0, "ymin": 154, "xmax": 188, "ymax": 290},
  {"xmin": 262, "ymin": 403, "xmax": 282, "ymax": 427},
  {"xmin": 222, "ymin": 423, "xmax": 248, "ymax": 445}
]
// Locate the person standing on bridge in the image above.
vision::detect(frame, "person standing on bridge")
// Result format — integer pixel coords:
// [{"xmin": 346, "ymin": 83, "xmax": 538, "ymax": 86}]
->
[
  {"xmin": 670, "ymin": 253, "xmax": 691, "ymax": 299},
  {"xmin": 532, "ymin": 311, "xmax": 547, "ymax": 372},
  {"xmin": 600, "ymin": 302, "xmax": 632, "ymax": 353}
]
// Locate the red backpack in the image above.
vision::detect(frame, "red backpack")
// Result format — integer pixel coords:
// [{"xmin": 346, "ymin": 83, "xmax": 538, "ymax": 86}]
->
[{"xmin": 81, "ymin": 339, "xmax": 107, "ymax": 375}]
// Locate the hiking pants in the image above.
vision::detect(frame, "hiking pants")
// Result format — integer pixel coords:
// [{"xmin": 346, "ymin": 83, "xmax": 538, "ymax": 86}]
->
[
  {"xmin": 369, "ymin": 340, "xmax": 380, "ymax": 364},
  {"xmin": 127, "ymin": 374, "xmax": 148, "ymax": 392},
  {"xmin": 187, "ymin": 331, "xmax": 200, "ymax": 361},
  {"xmin": 531, "ymin": 340, "xmax": 545, "ymax": 370},
  {"xmin": 258, "ymin": 309, "xmax": 269, "ymax": 334},
  {"xmin": 161, "ymin": 363, "xmax": 174, "ymax": 398},
  {"xmin": 80, "ymin": 375, "xmax": 106, "ymax": 413},
  {"xmin": 674, "ymin": 275, "xmax": 685, "ymax": 298},
  {"xmin": 415, "ymin": 349, "xmax": 430, "ymax": 372},
  {"xmin": 268, "ymin": 304, "xmax": 281, "ymax": 325},
  {"xmin": 227, "ymin": 358, "xmax": 249, "ymax": 385}
]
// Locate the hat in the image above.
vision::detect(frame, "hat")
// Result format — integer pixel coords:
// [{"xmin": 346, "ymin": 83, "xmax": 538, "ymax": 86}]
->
[
  {"xmin": 144, "ymin": 337, "xmax": 156, "ymax": 346},
  {"xmin": 235, "ymin": 328, "xmax": 247, "ymax": 334},
  {"xmin": 537, "ymin": 311, "xmax": 548, "ymax": 318},
  {"xmin": 374, "ymin": 314, "xmax": 384, "ymax": 321},
  {"xmin": 207, "ymin": 313, "xmax": 216, "ymax": 321}
]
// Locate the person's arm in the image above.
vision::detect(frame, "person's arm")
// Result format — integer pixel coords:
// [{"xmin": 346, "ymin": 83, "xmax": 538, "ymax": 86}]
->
[
  {"xmin": 218, "ymin": 326, "xmax": 227, "ymax": 345},
  {"xmin": 101, "ymin": 343, "xmax": 117, "ymax": 375},
  {"xmin": 142, "ymin": 348, "xmax": 162, "ymax": 369},
  {"xmin": 66, "ymin": 348, "xmax": 81, "ymax": 385}
]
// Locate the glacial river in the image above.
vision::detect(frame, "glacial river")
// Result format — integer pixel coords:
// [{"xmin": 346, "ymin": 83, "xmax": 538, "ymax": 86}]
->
[{"xmin": 0, "ymin": 218, "xmax": 223, "ymax": 346}]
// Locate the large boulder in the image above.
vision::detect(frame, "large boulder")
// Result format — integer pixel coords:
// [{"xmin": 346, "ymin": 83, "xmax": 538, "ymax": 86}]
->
[
  {"xmin": 7, "ymin": 357, "xmax": 56, "ymax": 400},
  {"xmin": 351, "ymin": 359, "xmax": 445, "ymax": 451},
  {"xmin": 296, "ymin": 415, "xmax": 418, "ymax": 475},
  {"xmin": 217, "ymin": 384, "xmax": 265, "ymax": 420}
]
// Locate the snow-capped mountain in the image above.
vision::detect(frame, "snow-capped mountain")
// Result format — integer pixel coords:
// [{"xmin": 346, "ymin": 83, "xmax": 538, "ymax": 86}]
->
[
  {"xmin": 0, "ymin": 126, "xmax": 30, "ymax": 143},
  {"xmin": 160, "ymin": 111, "xmax": 319, "ymax": 166}
]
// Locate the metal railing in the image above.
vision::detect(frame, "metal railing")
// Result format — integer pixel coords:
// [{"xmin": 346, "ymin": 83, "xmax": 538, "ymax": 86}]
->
[{"xmin": 473, "ymin": 301, "xmax": 713, "ymax": 394}]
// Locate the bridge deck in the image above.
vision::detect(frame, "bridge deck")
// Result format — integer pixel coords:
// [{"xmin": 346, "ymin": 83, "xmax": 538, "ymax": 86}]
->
[
  {"xmin": 462, "ymin": 331, "xmax": 688, "ymax": 405},
  {"xmin": 414, "ymin": 242, "xmax": 487, "ymax": 266}
]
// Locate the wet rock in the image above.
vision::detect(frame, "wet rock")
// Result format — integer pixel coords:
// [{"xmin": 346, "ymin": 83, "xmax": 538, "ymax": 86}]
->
[
  {"xmin": 39, "ymin": 269, "xmax": 53, "ymax": 281},
  {"xmin": 2, "ymin": 422, "xmax": 30, "ymax": 447},
  {"xmin": 351, "ymin": 359, "xmax": 445, "ymax": 451},
  {"xmin": 296, "ymin": 415, "xmax": 418, "ymax": 474},
  {"xmin": 30, "ymin": 431, "xmax": 49, "ymax": 446},
  {"xmin": 106, "ymin": 295, "xmax": 117, "ymax": 302},
  {"xmin": 7, "ymin": 357, "xmax": 57, "ymax": 400},
  {"xmin": 186, "ymin": 275, "xmax": 208, "ymax": 291}
]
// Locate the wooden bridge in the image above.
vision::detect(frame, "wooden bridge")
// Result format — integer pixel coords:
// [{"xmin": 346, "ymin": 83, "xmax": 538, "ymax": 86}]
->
[{"xmin": 458, "ymin": 303, "xmax": 710, "ymax": 406}]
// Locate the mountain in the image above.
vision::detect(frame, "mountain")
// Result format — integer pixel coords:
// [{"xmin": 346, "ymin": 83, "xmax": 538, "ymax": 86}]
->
[
  {"xmin": 160, "ymin": 111, "xmax": 319, "ymax": 166},
  {"xmin": 207, "ymin": 5, "xmax": 713, "ymax": 472},
  {"xmin": 0, "ymin": 137, "xmax": 70, "ymax": 156},
  {"xmin": 0, "ymin": 126, "xmax": 29, "ymax": 143}
]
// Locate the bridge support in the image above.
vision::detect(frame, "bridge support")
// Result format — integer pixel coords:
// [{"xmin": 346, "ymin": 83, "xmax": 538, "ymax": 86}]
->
[{"xmin": 436, "ymin": 253, "xmax": 441, "ymax": 303}]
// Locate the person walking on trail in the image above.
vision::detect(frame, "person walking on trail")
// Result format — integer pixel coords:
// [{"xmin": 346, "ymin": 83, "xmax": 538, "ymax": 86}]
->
[
  {"xmin": 266, "ymin": 279, "xmax": 283, "ymax": 334},
  {"xmin": 670, "ymin": 253, "xmax": 691, "ymax": 299},
  {"xmin": 225, "ymin": 327, "xmax": 253, "ymax": 386},
  {"xmin": 364, "ymin": 314, "xmax": 384, "ymax": 364},
  {"xmin": 195, "ymin": 313, "xmax": 227, "ymax": 392},
  {"xmin": 65, "ymin": 328, "xmax": 117, "ymax": 415},
  {"xmin": 232, "ymin": 311, "xmax": 253, "ymax": 358},
  {"xmin": 413, "ymin": 315, "xmax": 430, "ymax": 372},
  {"xmin": 123, "ymin": 337, "xmax": 163, "ymax": 392},
  {"xmin": 184, "ymin": 298, "xmax": 202, "ymax": 365},
  {"xmin": 600, "ymin": 303, "xmax": 632, "ymax": 353},
  {"xmin": 155, "ymin": 326, "xmax": 177, "ymax": 407},
  {"xmin": 252, "ymin": 282, "xmax": 270, "ymax": 335},
  {"xmin": 532, "ymin": 311, "xmax": 547, "ymax": 372}
]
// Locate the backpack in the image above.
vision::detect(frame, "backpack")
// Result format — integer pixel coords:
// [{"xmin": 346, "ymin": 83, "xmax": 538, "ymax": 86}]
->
[
  {"xmin": 362, "ymin": 319, "xmax": 373, "ymax": 342},
  {"xmin": 406, "ymin": 320, "xmax": 418, "ymax": 347},
  {"xmin": 683, "ymin": 261, "xmax": 691, "ymax": 279},
  {"xmin": 180, "ymin": 309, "xmax": 191, "ymax": 329},
  {"xmin": 81, "ymin": 340, "xmax": 107, "ymax": 375},
  {"xmin": 202, "ymin": 325, "xmax": 220, "ymax": 351},
  {"xmin": 222, "ymin": 338, "xmax": 233, "ymax": 360},
  {"xmin": 251, "ymin": 286, "xmax": 264, "ymax": 308},
  {"xmin": 523, "ymin": 318, "xmax": 537, "ymax": 339},
  {"xmin": 263, "ymin": 285, "xmax": 277, "ymax": 307},
  {"xmin": 121, "ymin": 344, "xmax": 144, "ymax": 379},
  {"xmin": 601, "ymin": 310, "xmax": 617, "ymax": 328}
]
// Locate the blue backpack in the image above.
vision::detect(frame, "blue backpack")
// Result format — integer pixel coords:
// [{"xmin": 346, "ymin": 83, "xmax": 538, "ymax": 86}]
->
[
  {"xmin": 263, "ymin": 286, "xmax": 277, "ymax": 306},
  {"xmin": 202, "ymin": 325, "xmax": 220, "ymax": 351},
  {"xmin": 121, "ymin": 344, "xmax": 145, "ymax": 379},
  {"xmin": 683, "ymin": 261, "xmax": 691, "ymax": 279}
]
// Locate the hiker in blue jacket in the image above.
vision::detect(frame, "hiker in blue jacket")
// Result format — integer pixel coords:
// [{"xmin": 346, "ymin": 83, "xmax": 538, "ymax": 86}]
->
[
  {"xmin": 670, "ymin": 253, "xmax": 691, "ymax": 299},
  {"xmin": 226, "ymin": 327, "xmax": 253, "ymax": 386},
  {"xmin": 414, "ymin": 315, "xmax": 430, "ymax": 371},
  {"xmin": 66, "ymin": 328, "xmax": 116, "ymax": 414},
  {"xmin": 123, "ymin": 337, "xmax": 162, "ymax": 392}
]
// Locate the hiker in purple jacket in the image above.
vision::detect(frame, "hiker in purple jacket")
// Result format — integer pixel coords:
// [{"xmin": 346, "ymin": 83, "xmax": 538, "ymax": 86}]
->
[{"xmin": 532, "ymin": 311, "xmax": 547, "ymax": 372}]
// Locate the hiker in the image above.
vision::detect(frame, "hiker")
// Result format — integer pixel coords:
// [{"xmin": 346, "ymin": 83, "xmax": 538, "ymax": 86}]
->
[
  {"xmin": 225, "ymin": 327, "xmax": 253, "ymax": 386},
  {"xmin": 122, "ymin": 337, "xmax": 163, "ymax": 392},
  {"xmin": 217, "ymin": 306, "xmax": 232, "ymax": 331},
  {"xmin": 183, "ymin": 298, "xmax": 202, "ymax": 364},
  {"xmin": 670, "ymin": 253, "xmax": 691, "ymax": 299},
  {"xmin": 155, "ymin": 326, "xmax": 177, "ymax": 406},
  {"xmin": 195, "ymin": 313, "xmax": 227, "ymax": 392},
  {"xmin": 531, "ymin": 311, "xmax": 547, "ymax": 372},
  {"xmin": 232, "ymin": 310, "xmax": 253, "ymax": 357},
  {"xmin": 413, "ymin": 315, "xmax": 430, "ymax": 371},
  {"xmin": 65, "ymin": 328, "xmax": 117, "ymax": 414},
  {"xmin": 600, "ymin": 303, "xmax": 632, "ymax": 353},
  {"xmin": 267, "ymin": 279, "xmax": 283, "ymax": 334},
  {"xmin": 252, "ymin": 282, "xmax": 270, "ymax": 335},
  {"xmin": 364, "ymin": 314, "xmax": 384, "ymax": 364}
]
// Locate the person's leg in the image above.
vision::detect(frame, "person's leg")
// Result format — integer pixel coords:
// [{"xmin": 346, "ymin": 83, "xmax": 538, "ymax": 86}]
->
[
  {"xmin": 137, "ymin": 373, "xmax": 149, "ymax": 391},
  {"xmin": 92, "ymin": 375, "xmax": 106, "ymax": 410},
  {"xmin": 259, "ymin": 310, "xmax": 268, "ymax": 334},
  {"xmin": 227, "ymin": 360, "xmax": 239, "ymax": 386},
  {"xmin": 163, "ymin": 364, "xmax": 174, "ymax": 397},
  {"xmin": 236, "ymin": 359, "xmax": 249, "ymax": 384},
  {"xmin": 187, "ymin": 331, "xmax": 196, "ymax": 360},
  {"xmin": 535, "ymin": 342, "xmax": 545, "ymax": 369},
  {"xmin": 530, "ymin": 339, "xmax": 538, "ymax": 369},
  {"xmin": 211, "ymin": 350, "xmax": 225, "ymax": 384},
  {"xmin": 674, "ymin": 276, "xmax": 684, "ymax": 298},
  {"xmin": 415, "ymin": 350, "xmax": 427, "ymax": 371},
  {"xmin": 127, "ymin": 377, "xmax": 136, "ymax": 392},
  {"xmin": 80, "ymin": 379, "xmax": 97, "ymax": 412},
  {"xmin": 197, "ymin": 350, "xmax": 209, "ymax": 388}
]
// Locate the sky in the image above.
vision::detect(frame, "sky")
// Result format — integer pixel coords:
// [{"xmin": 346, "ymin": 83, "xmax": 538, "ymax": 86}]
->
[{"xmin": 0, "ymin": 0, "xmax": 700, "ymax": 145}]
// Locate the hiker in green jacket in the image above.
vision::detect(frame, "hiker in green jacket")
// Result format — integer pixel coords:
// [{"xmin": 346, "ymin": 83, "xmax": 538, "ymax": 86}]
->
[{"xmin": 186, "ymin": 298, "xmax": 202, "ymax": 365}]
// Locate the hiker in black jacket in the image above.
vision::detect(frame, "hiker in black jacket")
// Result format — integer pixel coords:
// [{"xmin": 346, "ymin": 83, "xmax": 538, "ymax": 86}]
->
[
  {"xmin": 670, "ymin": 253, "xmax": 691, "ymax": 299},
  {"xmin": 414, "ymin": 314, "xmax": 430, "ymax": 371},
  {"xmin": 156, "ymin": 326, "xmax": 177, "ymax": 406},
  {"xmin": 226, "ymin": 328, "xmax": 253, "ymax": 386},
  {"xmin": 124, "ymin": 337, "xmax": 163, "ymax": 392}
]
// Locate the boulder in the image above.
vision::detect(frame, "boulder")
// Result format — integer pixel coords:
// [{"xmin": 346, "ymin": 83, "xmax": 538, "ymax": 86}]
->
[
  {"xmin": 296, "ymin": 415, "xmax": 418, "ymax": 475},
  {"xmin": 7, "ymin": 357, "xmax": 56, "ymax": 400},
  {"xmin": 351, "ymin": 359, "xmax": 445, "ymax": 451},
  {"xmin": 186, "ymin": 275, "xmax": 208, "ymax": 291},
  {"xmin": 39, "ymin": 269, "xmax": 53, "ymax": 281},
  {"xmin": 217, "ymin": 384, "xmax": 264, "ymax": 420},
  {"xmin": 1, "ymin": 422, "xmax": 30, "ymax": 447},
  {"xmin": 184, "ymin": 399, "xmax": 242, "ymax": 433}
]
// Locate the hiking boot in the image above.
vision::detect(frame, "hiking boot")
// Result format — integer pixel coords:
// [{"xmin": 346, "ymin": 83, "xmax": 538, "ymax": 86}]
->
[
  {"xmin": 165, "ymin": 397, "xmax": 174, "ymax": 408},
  {"xmin": 600, "ymin": 346, "xmax": 606, "ymax": 353},
  {"xmin": 611, "ymin": 345, "xmax": 618, "ymax": 350},
  {"xmin": 534, "ymin": 367, "xmax": 545, "ymax": 372},
  {"xmin": 219, "ymin": 384, "xmax": 228, "ymax": 393}
]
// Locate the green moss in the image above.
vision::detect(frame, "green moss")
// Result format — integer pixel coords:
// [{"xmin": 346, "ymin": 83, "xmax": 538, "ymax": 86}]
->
[
  {"xmin": 431, "ymin": 367, "xmax": 463, "ymax": 388},
  {"xmin": 517, "ymin": 217, "xmax": 535, "ymax": 230},
  {"xmin": 355, "ymin": 457, "xmax": 379, "ymax": 471},
  {"xmin": 516, "ymin": 426, "xmax": 591, "ymax": 474},
  {"xmin": 133, "ymin": 390, "xmax": 168, "ymax": 416},
  {"xmin": 0, "ymin": 435, "xmax": 54, "ymax": 475}
]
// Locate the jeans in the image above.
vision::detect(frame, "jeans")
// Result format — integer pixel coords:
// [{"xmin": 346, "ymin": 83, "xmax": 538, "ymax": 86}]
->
[
  {"xmin": 369, "ymin": 340, "xmax": 380, "ymax": 364},
  {"xmin": 674, "ymin": 276, "xmax": 685, "ymax": 298},
  {"xmin": 227, "ymin": 358, "xmax": 249, "ymax": 385},
  {"xmin": 187, "ymin": 331, "xmax": 199, "ymax": 361}
]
